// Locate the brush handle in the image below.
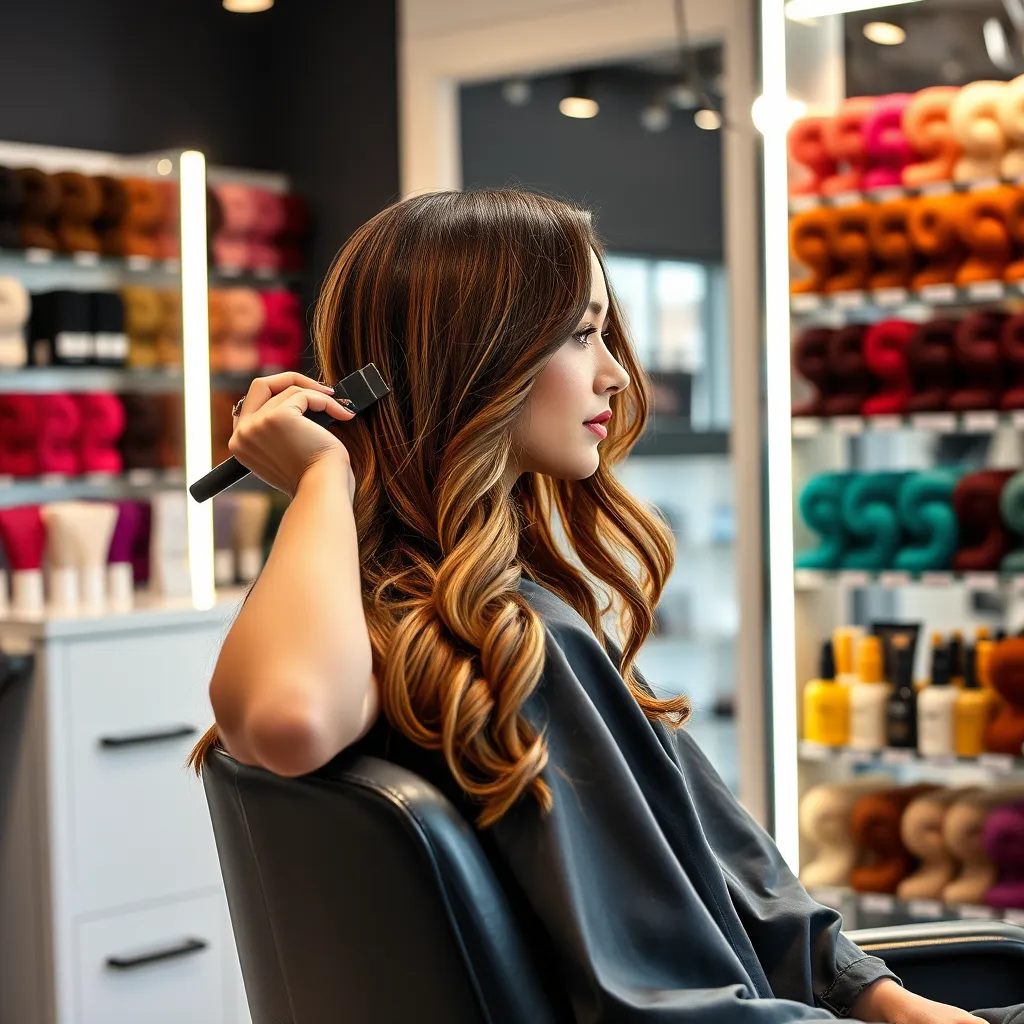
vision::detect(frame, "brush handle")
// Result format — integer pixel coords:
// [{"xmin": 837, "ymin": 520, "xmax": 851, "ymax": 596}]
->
[{"xmin": 188, "ymin": 363, "xmax": 390, "ymax": 503}]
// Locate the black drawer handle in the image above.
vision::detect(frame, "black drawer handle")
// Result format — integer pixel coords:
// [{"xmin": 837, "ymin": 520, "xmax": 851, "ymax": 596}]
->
[
  {"xmin": 99, "ymin": 725, "xmax": 198, "ymax": 749},
  {"xmin": 106, "ymin": 937, "xmax": 209, "ymax": 971}
]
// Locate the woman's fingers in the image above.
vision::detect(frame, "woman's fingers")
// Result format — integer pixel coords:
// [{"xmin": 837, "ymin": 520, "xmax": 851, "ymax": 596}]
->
[
  {"xmin": 237, "ymin": 373, "xmax": 334, "ymax": 422},
  {"xmin": 256, "ymin": 384, "xmax": 355, "ymax": 422}
]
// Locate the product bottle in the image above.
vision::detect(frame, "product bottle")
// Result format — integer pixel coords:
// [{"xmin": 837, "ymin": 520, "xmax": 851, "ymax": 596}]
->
[
  {"xmin": 833, "ymin": 626, "xmax": 860, "ymax": 687},
  {"xmin": 918, "ymin": 644, "xmax": 957, "ymax": 756},
  {"xmin": 915, "ymin": 631, "xmax": 944, "ymax": 692},
  {"xmin": 954, "ymin": 644, "xmax": 996, "ymax": 758},
  {"xmin": 948, "ymin": 631, "xmax": 965, "ymax": 688},
  {"xmin": 885, "ymin": 635, "xmax": 918, "ymax": 749},
  {"xmin": 848, "ymin": 635, "xmax": 891, "ymax": 751},
  {"xmin": 803, "ymin": 640, "xmax": 850, "ymax": 747}
]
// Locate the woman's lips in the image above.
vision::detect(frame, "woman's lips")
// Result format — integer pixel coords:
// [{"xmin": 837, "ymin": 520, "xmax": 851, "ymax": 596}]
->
[{"xmin": 584, "ymin": 421, "xmax": 608, "ymax": 439}]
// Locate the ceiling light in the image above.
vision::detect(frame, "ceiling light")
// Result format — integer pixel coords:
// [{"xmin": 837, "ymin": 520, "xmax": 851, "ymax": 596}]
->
[
  {"xmin": 560, "ymin": 97, "xmax": 599, "ymax": 118},
  {"xmin": 668, "ymin": 82, "xmax": 698, "ymax": 109},
  {"xmin": 984, "ymin": 17, "xmax": 1014, "ymax": 70},
  {"xmin": 694, "ymin": 109, "xmax": 722, "ymax": 130},
  {"xmin": 502, "ymin": 80, "xmax": 532, "ymax": 106},
  {"xmin": 223, "ymin": 0, "xmax": 273, "ymax": 11},
  {"xmin": 640, "ymin": 103, "xmax": 671, "ymax": 132},
  {"xmin": 785, "ymin": 0, "xmax": 922, "ymax": 19},
  {"xmin": 560, "ymin": 73, "xmax": 599, "ymax": 119},
  {"xmin": 863, "ymin": 21, "xmax": 906, "ymax": 44}
]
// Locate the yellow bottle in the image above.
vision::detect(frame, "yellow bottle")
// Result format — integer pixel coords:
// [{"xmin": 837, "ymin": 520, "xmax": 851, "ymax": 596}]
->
[
  {"xmin": 803, "ymin": 640, "xmax": 850, "ymax": 746},
  {"xmin": 954, "ymin": 644, "xmax": 996, "ymax": 758},
  {"xmin": 848, "ymin": 635, "xmax": 891, "ymax": 751},
  {"xmin": 833, "ymin": 626, "xmax": 859, "ymax": 686}
]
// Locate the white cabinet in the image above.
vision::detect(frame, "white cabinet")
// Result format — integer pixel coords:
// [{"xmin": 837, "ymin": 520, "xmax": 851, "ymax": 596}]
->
[
  {"xmin": 75, "ymin": 894, "xmax": 227, "ymax": 1024},
  {"xmin": 0, "ymin": 594, "xmax": 252, "ymax": 1024}
]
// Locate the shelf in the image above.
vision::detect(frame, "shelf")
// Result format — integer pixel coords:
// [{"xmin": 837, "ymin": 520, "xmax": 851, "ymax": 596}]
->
[
  {"xmin": 0, "ymin": 247, "xmax": 179, "ymax": 275},
  {"xmin": 0, "ymin": 584, "xmax": 248, "ymax": 638},
  {"xmin": 788, "ymin": 176, "xmax": 1023, "ymax": 214},
  {"xmin": 0, "ymin": 468, "xmax": 185, "ymax": 506},
  {"xmin": 792, "ymin": 410, "xmax": 1024, "ymax": 438},
  {"xmin": 209, "ymin": 266, "xmax": 302, "ymax": 289},
  {"xmin": 799, "ymin": 740, "xmax": 1024, "ymax": 777},
  {"xmin": 806, "ymin": 886, "xmax": 1024, "ymax": 929},
  {"xmin": 794, "ymin": 568, "xmax": 1024, "ymax": 593},
  {"xmin": 0, "ymin": 367, "xmax": 184, "ymax": 394},
  {"xmin": 0, "ymin": 368, "xmax": 295, "ymax": 394},
  {"xmin": 791, "ymin": 280, "xmax": 1021, "ymax": 318}
]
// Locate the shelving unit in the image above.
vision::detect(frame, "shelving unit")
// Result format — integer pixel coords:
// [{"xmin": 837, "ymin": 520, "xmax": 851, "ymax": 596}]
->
[
  {"xmin": 792, "ymin": 412, "xmax": 1024, "ymax": 437},
  {"xmin": 758, "ymin": 7, "xmax": 1024, "ymax": 885}
]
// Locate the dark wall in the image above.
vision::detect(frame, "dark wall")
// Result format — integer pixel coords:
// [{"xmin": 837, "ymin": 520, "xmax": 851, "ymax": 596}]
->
[
  {"xmin": 0, "ymin": 0, "xmax": 265, "ymax": 165},
  {"xmin": 460, "ymin": 72, "xmax": 723, "ymax": 261},
  {"xmin": 0, "ymin": 0, "xmax": 400, "ymax": 286},
  {"xmin": 249, "ymin": 1, "xmax": 401, "ymax": 289}
]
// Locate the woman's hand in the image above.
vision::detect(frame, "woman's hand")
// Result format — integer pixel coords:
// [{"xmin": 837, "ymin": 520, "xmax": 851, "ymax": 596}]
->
[
  {"xmin": 851, "ymin": 978, "xmax": 985, "ymax": 1024},
  {"xmin": 228, "ymin": 372, "xmax": 357, "ymax": 498}
]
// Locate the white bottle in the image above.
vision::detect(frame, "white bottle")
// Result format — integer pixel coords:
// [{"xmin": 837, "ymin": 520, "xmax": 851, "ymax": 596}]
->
[
  {"xmin": 848, "ymin": 635, "xmax": 891, "ymax": 751},
  {"xmin": 918, "ymin": 644, "xmax": 957, "ymax": 757}
]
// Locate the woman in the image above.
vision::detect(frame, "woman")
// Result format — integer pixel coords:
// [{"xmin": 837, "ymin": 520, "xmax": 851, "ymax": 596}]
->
[{"xmin": 188, "ymin": 189, "xmax": 1018, "ymax": 1024}]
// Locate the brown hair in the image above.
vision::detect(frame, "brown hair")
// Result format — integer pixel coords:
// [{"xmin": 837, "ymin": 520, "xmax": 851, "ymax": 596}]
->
[{"xmin": 187, "ymin": 188, "xmax": 689, "ymax": 828}]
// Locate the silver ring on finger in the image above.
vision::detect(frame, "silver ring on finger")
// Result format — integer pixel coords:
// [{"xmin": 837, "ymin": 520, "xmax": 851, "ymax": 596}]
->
[{"xmin": 232, "ymin": 397, "xmax": 245, "ymax": 419}]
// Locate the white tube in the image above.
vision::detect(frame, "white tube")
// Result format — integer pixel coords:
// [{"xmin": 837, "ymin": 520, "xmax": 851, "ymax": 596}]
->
[
  {"xmin": 106, "ymin": 563, "xmax": 135, "ymax": 612},
  {"xmin": 69, "ymin": 502, "xmax": 118, "ymax": 611},
  {"xmin": 11, "ymin": 569, "xmax": 44, "ymax": 617},
  {"xmin": 150, "ymin": 491, "xmax": 192, "ymax": 598},
  {"xmin": 41, "ymin": 502, "xmax": 81, "ymax": 614},
  {"xmin": 49, "ymin": 566, "xmax": 79, "ymax": 612}
]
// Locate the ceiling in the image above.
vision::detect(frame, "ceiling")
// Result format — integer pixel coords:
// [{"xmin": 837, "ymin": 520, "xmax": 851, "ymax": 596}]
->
[{"xmin": 845, "ymin": 0, "xmax": 1024, "ymax": 94}]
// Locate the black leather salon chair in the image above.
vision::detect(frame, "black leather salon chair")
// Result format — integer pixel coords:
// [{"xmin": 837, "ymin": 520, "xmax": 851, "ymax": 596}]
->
[{"xmin": 202, "ymin": 746, "xmax": 1024, "ymax": 1024}]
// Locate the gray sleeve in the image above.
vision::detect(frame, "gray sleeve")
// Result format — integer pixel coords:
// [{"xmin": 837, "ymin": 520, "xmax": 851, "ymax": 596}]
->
[{"xmin": 672, "ymin": 729, "xmax": 902, "ymax": 1016}]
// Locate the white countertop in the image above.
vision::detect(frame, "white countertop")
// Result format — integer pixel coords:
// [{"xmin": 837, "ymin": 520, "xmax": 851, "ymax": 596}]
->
[{"xmin": 0, "ymin": 586, "xmax": 249, "ymax": 641}]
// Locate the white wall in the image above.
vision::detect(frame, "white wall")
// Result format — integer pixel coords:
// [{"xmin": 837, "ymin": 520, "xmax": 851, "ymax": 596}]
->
[{"xmin": 397, "ymin": 0, "xmax": 768, "ymax": 825}]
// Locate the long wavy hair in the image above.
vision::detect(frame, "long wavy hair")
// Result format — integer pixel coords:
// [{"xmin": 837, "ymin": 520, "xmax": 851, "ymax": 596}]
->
[{"xmin": 187, "ymin": 188, "xmax": 690, "ymax": 828}]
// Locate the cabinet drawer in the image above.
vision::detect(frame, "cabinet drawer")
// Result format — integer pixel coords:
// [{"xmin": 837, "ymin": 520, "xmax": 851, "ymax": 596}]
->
[
  {"xmin": 75, "ymin": 892, "xmax": 226, "ymax": 1024},
  {"xmin": 63, "ymin": 627, "xmax": 223, "ymax": 914}
]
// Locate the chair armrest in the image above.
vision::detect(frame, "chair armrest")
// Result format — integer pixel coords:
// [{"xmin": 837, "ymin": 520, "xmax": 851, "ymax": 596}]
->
[{"xmin": 845, "ymin": 920, "xmax": 1024, "ymax": 1011}]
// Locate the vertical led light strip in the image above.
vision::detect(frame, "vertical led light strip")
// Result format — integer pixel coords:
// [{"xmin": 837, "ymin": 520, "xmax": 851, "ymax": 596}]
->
[
  {"xmin": 759, "ymin": 1, "xmax": 800, "ymax": 870},
  {"xmin": 179, "ymin": 150, "xmax": 215, "ymax": 609}
]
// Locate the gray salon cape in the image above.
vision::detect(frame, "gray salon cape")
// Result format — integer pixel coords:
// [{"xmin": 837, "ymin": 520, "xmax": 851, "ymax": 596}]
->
[{"xmin": 351, "ymin": 576, "xmax": 1024, "ymax": 1023}]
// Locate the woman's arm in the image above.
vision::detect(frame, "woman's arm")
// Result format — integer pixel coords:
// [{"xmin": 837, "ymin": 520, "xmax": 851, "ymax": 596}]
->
[{"xmin": 210, "ymin": 453, "xmax": 379, "ymax": 777}]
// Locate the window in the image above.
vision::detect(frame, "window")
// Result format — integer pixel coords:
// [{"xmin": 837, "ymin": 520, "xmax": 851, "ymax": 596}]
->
[{"xmin": 604, "ymin": 254, "xmax": 730, "ymax": 430}]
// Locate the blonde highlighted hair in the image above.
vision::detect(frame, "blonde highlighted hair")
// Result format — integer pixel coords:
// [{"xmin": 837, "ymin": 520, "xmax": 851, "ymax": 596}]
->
[{"xmin": 187, "ymin": 189, "xmax": 689, "ymax": 828}]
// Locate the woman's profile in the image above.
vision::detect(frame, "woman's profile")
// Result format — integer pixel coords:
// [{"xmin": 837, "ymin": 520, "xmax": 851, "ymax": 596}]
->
[{"xmin": 187, "ymin": 189, "xmax": 1018, "ymax": 1024}]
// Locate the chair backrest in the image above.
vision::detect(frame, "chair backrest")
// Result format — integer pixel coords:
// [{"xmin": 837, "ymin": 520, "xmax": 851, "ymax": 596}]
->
[{"xmin": 202, "ymin": 745, "xmax": 560, "ymax": 1024}]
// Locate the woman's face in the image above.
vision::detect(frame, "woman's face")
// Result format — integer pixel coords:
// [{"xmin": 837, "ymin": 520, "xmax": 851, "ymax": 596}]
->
[{"xmin": 508, "ymin": 249, "xmax": 631, "ymax": 489}]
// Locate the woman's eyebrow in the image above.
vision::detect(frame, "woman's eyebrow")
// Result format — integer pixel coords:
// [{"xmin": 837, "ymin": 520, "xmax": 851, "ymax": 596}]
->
[{"xmin": 587, "ymin": 300, "xmax": 604, "ymax": 315}]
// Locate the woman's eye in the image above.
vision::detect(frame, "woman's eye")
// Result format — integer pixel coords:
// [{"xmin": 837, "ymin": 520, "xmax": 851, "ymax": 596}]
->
[{"xmin": 573, "ymin": 327, "xmax": 612, "ymax": 348}]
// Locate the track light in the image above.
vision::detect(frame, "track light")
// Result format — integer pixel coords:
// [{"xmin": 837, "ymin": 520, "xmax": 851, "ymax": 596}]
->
[
  {"xmin": 641, "ymin": 103, "xmax": 671, "ymax": 132},
  {"xmin": 502, "ymin": 80, "xmax": 532, "ymax": 106},
  {"xmin": 863, "ymin": 21, "xmax": 906, "ymax": 44},
  {"xmin": 223, "ymin": 0, "xmax": 273, "ymax": 10},
  {"xmin": 694, "ymin": 108, "xmax": 722, "ymax": 130},
  {"xmin": 560, "ymin": 73, "xmax": 599, "ymax": 119}
]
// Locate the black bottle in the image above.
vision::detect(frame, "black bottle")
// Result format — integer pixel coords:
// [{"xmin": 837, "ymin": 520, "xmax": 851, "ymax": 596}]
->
[{"xmin": 885, "ymin": 635, "xmax": 918, "ymax": 748}]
